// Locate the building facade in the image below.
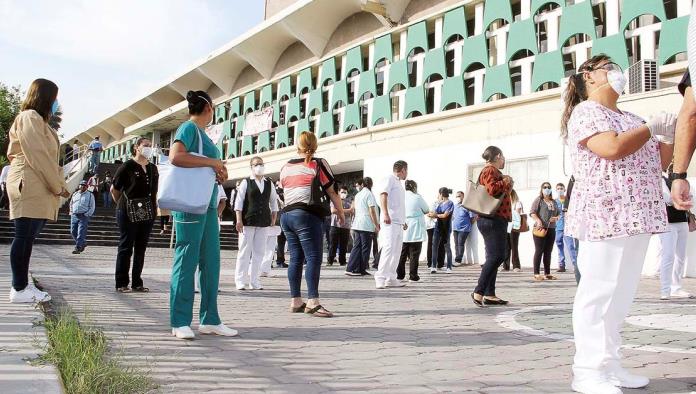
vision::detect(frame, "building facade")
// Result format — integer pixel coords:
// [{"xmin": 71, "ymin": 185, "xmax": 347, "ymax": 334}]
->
[{"xmin": 70, "ymin": 0, "xmax": 696, "ymax": 274}]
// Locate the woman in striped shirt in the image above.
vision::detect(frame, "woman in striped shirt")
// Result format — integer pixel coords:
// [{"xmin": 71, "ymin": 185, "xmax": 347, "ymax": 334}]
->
[{"xmin": 279, "ymin": 132, "xmax": 345, "ymax": 317}]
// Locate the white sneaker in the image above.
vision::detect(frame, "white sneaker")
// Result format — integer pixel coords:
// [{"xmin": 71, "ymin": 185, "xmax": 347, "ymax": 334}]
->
[
  {"xmin": 9, "ymin": 287, "xmax": 51, "ymax": 303},
  {"xmin": 430, "ymin": 268, "xmax": 437, "ymax": 274},
  {"xmin": 606, "ymin": 368, "xmax": 649, "ymax": 389},
  {"xmin": 445, "ymin": 268, "xmax": 453, "ymax": 274},
  {"xmin": 250, "ymin": 283, "xmax": 263, "ymax": 290},
  {"xmin": 236, "ymin": 284, "xmax": 248, "ymax": 291},
  {"xmin": 344, "ymin": 271, "xmax": 361, "ymax": 276},
  {"xmin": 660, "ymin": 294, "xmax": 670, "ymax": 300},
  {"xmin": 172, "ymin": 326, "xmax": 195, "ymax": 339},
  {"xmin": 199, "ymin": 324, "xmax": 238, "ymax": 337},
  {"xmin": 513, "ymin": 268, "xmax": 522, "ymax": 272},
  {"xmin": 375, "ymin": 282, "xmax": 386, "ymax": 289},
  {"xmin": 452, "ymin": 262, "xmax": 462, "ymax": 267},
  {"xmin": 571, "ymin": 377, "xmax": 623, "ymax": 394},
  {"xmin": 671, "ymin": 289, "xmax": 695, "ymax": 299},
  {"xmin": 385, "ymin": 280, "xmax": 406, "ymax": 288}
]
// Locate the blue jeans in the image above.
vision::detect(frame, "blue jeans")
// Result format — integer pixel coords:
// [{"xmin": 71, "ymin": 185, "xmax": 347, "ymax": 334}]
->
[
  {"xmin": 555, "ymin": 228, "xmax": 566, "ymax": 269},
  {"xmin": 346, "ymin": 230, "xmax": 372, "ymax": 274},
  {"xmin": 10, "ymin": 218, "xmax": 46, "ymax": 291},
  {"xmin": 89, "ymin": 153, "xmax": 100, "ymax": 174},
  {"xmin": 102, "ymin": 191, "xmax": 112, "ymax": 208},
  {"xmin": 564, "ymin": 235, "xmax": 580, "ymax": 284},
  {"xmin": 432, "ymin": 229, "xmax": 453, "ymax": 269},
  {"xmin": 453, "ymin": 230, "xmax": 470, "ymax": 263},
  {"xmin": 71, "ymin": 214, "xmax": 90, "ymax": 248},
  {"xmin": 281, "ymin": 209, "xmax": 324, "ymax": 299}
]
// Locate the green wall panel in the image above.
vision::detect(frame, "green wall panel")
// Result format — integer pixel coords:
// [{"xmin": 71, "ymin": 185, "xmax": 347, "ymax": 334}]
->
[
  {"xmin": 591, "ymin": 34, "xmax": 630, "ymax": 70},
  {"xmin": 257, "ymin": 131, "xmax": 271, "ymax": 152},
  {"xmin": 441, "ymin": 76, "xmax": 466, "ymax": 110},
  {"xmin": 259, "ymin": 84, "xmax": 273, "ymax": 107},
  {"xmin": 506, "ymin": 19, "xmax": 538, "ymax": 60},
  {"xmin": 331, "ymin": 79, "xmax": 348, "ymax": 108},
  {"xmin": 373, "ymin": 34, "xmax": 394, "ymax": 68},
  {"xmin": 371, "ymin": 94, "xmax": 392, "ymax": 125},
  {"xmin": 387, "ymin": 59, "xmax": 409, "ymax": 91},
  {"xmin": 483, "ymin": 0, "xmax": 513, "ymax": 29},
  {"xmin": 443, "ymin": 6, "xmax": 467, "ymax": 43},
  {"xmin": 297, "ymin": 67, "xmax": 314, "ymax": 94},
  {"xmin": 344, "ymin": 46, "xmax": 363, "ymax": 78},
  {"xmin": 228, "ymin": 97, "xmax": 240, "ymax": 118},
  {"xmin": 275, "ymin": 125, "xmax": 290, "ymax": 149},
  {"xmin": 241, "ymin": 135, "xmax": 254, "ymax": 156},
  {"xmin": 358, "ymin": 71, "xmax": 377, "ymax": 99},
  {"xmin": 530, "ymin": 0, "xmax": 563, "ymax": 15},
  {"xmin": 318, "ymin": 111, "xmax": 334, "ymax": 138},
  {"xmin": 215, "ymin": 104, "xmax": 227, "ymax": 122},
  {"xmin": 659, "ymin": 16, "xmax": 689, "ymax": 65},
  {"xmin": 306, "ymin": 88, "xmax": 323, "ymax": 115},
  {"xmin": 620, "ymin": 0, "xmax": 666, "ymax": 31},
  {"xmin": 286, "ymin": 96, "xmax": 301, "ymax": 121},
  {"xmin": 243, "ymin": 91, "xmax": 256, "ymax": 113},
  {"xmin": 462, "ymin": 34, "xmax": 489, "ymax": 71},
  {"xmin": 343, "ymin": 103, "xmax": 361, "ymax": 131},
  {"xmin": 557, "ymin": 1, "xmax": 596, "ymax": 46},
  {"xmin": 296, "ymin": 118, "xmax": 310, "ymax": 135},
  {"xmin": 482, "ymin": 64, "xmax": 512, "ymax": 101},
  {"xmin": 406, "ymin": 21, "xmax": 428, "ymax": 56},
  {"xmin": 423, "ymin": 47, "xmax": 447, "ymax": 82},
  {"xmin": 531, "ymin": 49, "xmax": 564, "ymax": 91},
  {"xmin": 320, "ymin": 57, "xmax": 337, "ymax": 86},
  {"xmin": 278, "ymin": 76, "xmax": 293, "ymax": 100},
  {"xmin": 404, "ymin": 86, "xmax": 426, "ymax": 118}
]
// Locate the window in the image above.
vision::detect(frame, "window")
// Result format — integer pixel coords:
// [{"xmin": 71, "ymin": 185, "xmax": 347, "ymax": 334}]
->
[
  {"xmin": 445, "ymin": 47, "xmax": 456, "ymax": 77},
  {"xmin": 425, "ymin": 85, "xmax": 435, "ymax": 114},
  {"xmin": 511, "ymin": 65, "xmax": 522, "ymax": 96},
  {"xmin": 592, "ymin": 1, "xmax": 606, "ymax": 39},
  {"xmin": 376, "ymin": 60, "xmax": 387, "ymax": 96},
  {"xmin": 468, "ymin": 157, "xmax": 549, "ymax": 190},
  {"xmin": 664, "ymin": 0, "xmax": 679, "ymax": 20}
]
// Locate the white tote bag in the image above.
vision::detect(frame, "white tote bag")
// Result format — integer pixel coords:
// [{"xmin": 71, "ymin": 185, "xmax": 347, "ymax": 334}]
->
[{"xmin": 157, "ymin": 127, "xmax": 216, "ymax": 215}]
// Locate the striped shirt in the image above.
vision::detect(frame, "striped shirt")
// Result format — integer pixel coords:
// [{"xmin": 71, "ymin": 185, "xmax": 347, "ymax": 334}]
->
[{"xmin": 279, "ymin": 157, "xmax": 335, "ymax": 210}]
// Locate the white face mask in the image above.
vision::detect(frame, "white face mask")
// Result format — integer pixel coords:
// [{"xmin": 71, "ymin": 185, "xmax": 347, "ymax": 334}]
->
[
  {"xmin": 140, "ymin": 146, "xmax": 153, "ymax": 160},
  {"xmin": 252, "ymin": 164, "xmax": 265, "ymax": 176},
  {"xmin": 607, "ymin": 69, "xmax": 627, "ymax": 95}
]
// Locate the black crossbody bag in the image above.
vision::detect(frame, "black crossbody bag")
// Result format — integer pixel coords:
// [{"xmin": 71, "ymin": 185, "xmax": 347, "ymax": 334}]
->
[{"xmin": 125, "ymin": 164, "xmax": 155, "ymax": 223}]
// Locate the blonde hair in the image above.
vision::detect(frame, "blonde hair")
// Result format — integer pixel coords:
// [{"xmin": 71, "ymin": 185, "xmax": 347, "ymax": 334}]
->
[{"xmin": 297, "ymin": 131, "xmax": 317, "ymax": 164}]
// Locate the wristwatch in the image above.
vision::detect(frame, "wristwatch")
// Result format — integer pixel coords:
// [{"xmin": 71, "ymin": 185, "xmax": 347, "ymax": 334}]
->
[{"xmin": 669, "ymin": 172, "xmax": 688, "ymax": 181}]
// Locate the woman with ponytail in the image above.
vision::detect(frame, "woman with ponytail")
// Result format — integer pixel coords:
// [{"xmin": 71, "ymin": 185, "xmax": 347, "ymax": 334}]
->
[
  {"xmin": 562, "ymin": 55, "xmax": 676, "ymax": 394},
  {"xmin": 168, "ymin": 90, "xmax": 236, "ymax": 340},
  {"xmin": 279, "ymin": 131, "xmax": 344, "ymax": 317}
]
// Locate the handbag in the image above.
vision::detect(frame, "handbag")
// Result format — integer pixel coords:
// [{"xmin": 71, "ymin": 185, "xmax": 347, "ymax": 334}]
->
[
  {"xmin": 533, "ymin": 226, "xmax": 547, "ymax": 238},
  {"xmin": 518, "ymin": 214, "xmax": 529, "ymax": 232},
  {"xmin": 462, "ymin": 168, "xmax": 504, "ymax": 217},
  {"xmin": 157, "ymin": 126, "xmax": 217, "ymax": 215},
  {"xmin": 126, "ymin": 197, "xmax": 154, "ymax": 223},
  {"xmin": 307, "ymin": 158, "xmax": 331, "ymax": 217},
  {"xmin": 688, "ymin": 211, "xmax": 696, "ymax": 232}
]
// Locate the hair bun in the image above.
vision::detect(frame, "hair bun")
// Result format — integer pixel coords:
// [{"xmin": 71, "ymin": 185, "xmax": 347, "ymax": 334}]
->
[{"xmin": 186, "ymin": 91, "xmax": 197, "ymax": 103}]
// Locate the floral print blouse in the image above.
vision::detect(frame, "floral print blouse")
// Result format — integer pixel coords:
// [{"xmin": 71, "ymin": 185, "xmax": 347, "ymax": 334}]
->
[{"xmin": 565, "ymin": 100, "xmax": 667, "ymax": 241}]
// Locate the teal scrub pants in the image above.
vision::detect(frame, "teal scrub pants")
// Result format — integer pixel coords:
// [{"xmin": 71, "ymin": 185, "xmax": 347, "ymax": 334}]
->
[{"xmin": 170, "ymin": 208, "xmax": 221, "ymax": 328}]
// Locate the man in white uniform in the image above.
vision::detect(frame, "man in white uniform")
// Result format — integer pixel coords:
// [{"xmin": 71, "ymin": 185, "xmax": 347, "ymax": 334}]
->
[
  {"xmin": 375, "ymin": 160, "xmax": 408, "ymax": 289},
  {"xmin": 234, "ymin": 157, "xmax": 278, "ymax": 290}
]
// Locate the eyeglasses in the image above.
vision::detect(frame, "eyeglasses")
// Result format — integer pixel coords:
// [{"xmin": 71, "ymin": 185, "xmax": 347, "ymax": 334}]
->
[{"xmin": 582, "ymin": 62, "xmax": 622, "ymax": 74}]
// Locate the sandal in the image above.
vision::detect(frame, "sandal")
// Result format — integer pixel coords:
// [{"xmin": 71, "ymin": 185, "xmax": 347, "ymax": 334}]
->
[
  {"xmin": 545, "ymin": 275, "xmax": 557, "ymax": 280},
  {"xmin": 116, "ymin": 287, "xmax": 131, "ymax": 293},
  {"xmin": 471, "ymin": 292, "xmax": 485, "ymax": 308},
  {"xmin": 305, "ymin": 305, "xmax": 334, "ymax": 318},
  {"xmin": 132, "ymin": 286, "xmax": 150, "ymax": 292},
  {"xmin": 290, "ymin": 303, "xmax": 306, "ymax": 313},
  {"xmin": 533, "ymin": 275, "xmax": 545, "ymax": 281}
]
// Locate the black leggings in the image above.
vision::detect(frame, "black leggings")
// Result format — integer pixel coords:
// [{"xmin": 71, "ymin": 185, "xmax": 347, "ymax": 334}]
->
[
  {"xmin": 160, "ymin": 215, "xmax": 170, "ymax": 229},
  {"xmin": 533, "ymin": 228, "xmax": 556, "ymax": 275}
]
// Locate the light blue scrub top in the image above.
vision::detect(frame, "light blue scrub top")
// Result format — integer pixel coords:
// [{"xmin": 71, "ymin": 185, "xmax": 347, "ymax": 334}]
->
[
  {"xmin": 403, "ymin": 191, "xmax": 430, "ymax": 242},
  {"xmin": 351, "ymin": 188, "xmax": 377, "ymax": 232}
]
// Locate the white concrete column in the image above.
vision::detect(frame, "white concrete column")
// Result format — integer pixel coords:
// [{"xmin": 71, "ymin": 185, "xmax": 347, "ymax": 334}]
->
[
  {"xmin": 435, "ymin": 17, "xmax": 443, "ymax": 48},
  {"xmin": 547, "ymin": 15, "xmax": 559, "ymax": 51},
  {"xmin": 474, "ymin": 3, "xmax": 484, "ymax": 35},
  {"xmin": 368, "ymin": 43, "xmax": 375, "ymax": 69},
  {"xmin": 453, "ymin": 42, "xmax": 463, "ymax": 75},
  {"xmin": 397, "ymin": 91, "xmax": 406, "ymax": 119},
  {"xmin": 678, "ymin": 0, "xmax": 692, "ymax": 17},
  {"xmin": 416, "ymin": 55, "xmax": 425, "ymax": 86},
  {"xmin": 400, "ymin": 31, "xmax": 408, "ymax": 58},
  {"xmin": 605, "ymin": 0, "xmax": 620, "ymax": 36},
  {"xmin": 521, "ymin": 60, "xmax": 532, "ymax": 95},
  {"xmin": 575, "ymin": 47, "xmax": 589, "ymax": 71},
  {"xmin": 474, "ymin": 72, "xmax": 485, "ymax": 104},
  {"xmin": 639, "ymin": 31, "xmax": 656, "ymax": 60},
  {"xmin": 521, "ymin": 0, "xmax": 531, "ymax": 20},
  {"xmin": 432, "ymin": 81, "xmax": 443, "ymax": 113},
  {"xmin": 496, "ymin": 30, "xmax": 508, "ymax": 66}
]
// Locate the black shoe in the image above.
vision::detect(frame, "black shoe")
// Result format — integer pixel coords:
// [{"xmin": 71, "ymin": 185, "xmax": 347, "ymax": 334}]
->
[
  {"xmin": 339, "ymin": 262, "xmax": 346, "ymax": 266},
  {"xmin": 471, "ymin": 293, "xmax": 485, "ymax": 308},
  {"xmin": 327, "ymin": 262, "xmax": 334, "ymax": 266},
  {"xmin": 556, "ymin": 268, "xmax": 567, "ymax": 273},
  {"xmin": 409, "ymin": 277, "xmax": 420, "ymax": 282},
  {"xmin": 483, "ymin": 297, "xmax": 509, "ymax": 306},
  {"xmin": 276, "ymin": 262, "xmax": 288, "ymax": 268},
  {"xmin": 72, "ymin": 248, "xmax": 81, "ymax": 254},
  {"xmin": 360, "ymin": 271, "xmax": 372, "ymax": 276}
]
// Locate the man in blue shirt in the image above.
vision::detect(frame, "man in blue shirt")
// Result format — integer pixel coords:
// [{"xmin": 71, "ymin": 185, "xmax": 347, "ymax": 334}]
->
[
  {"xmin": 452, "ymin": 191, "xmax": 475, "ymax": 266},
  {"xmin": 88, "ymin": 136, "xmax": 103, "ymax": 175},
  {"xmin": 69, "ymin": 180, "xmax": 95, "ymax": 254},
  {"xmin": 554, "ymin": 182, "xmax": 579, "ymax": 280}
]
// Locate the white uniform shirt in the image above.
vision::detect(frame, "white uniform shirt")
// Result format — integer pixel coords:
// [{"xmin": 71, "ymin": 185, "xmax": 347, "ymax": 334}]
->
[
  {"xmin": 378, "ymin": 174, "xmax": 405, "ymax": 225},
  {"xmin": 0, "ymin": 165, "xmax": 10, "ymax": 187},
  {"xmin": 234, "ymin": 176, "xmax": 279, "ymax": 213}
]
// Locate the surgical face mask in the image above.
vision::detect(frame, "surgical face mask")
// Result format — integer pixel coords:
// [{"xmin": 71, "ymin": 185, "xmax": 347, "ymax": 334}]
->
[
  {"xmin": 140, "ymin": 146, "xmax": 153, "ymax": 160},
  {"xmin": 542, "ymin": 188, "xmax": 552, "ymax": 196},
  {"xmin": 51, "ymin": 100, "xmax": 59, "ymax": 116},
  {"xmin": 607, "ymin": 69, "xmax": 626, "ymax": 95},
  {"xmin": 252, "ymin": 164, "xmax": 264, "ymax": 176},
  {"xmin": 340, "ymin": 192, "xmax": 348, "ymax": 199}
]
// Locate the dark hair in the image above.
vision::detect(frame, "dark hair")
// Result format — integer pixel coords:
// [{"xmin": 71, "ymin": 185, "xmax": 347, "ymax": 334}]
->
[
  {"xmin": 186, "ymin": 90, "xmax": 213, "ymax": 115},
  {"xmin": 21, "ymin": 79, "xmax": 58, "ymax": 122},
  {"xmin": 482, "ymin": 146, "xmax": 503, "ymax": 162},
  {"xmin": 556, "ymin": 183, "xmax": 565, "ymax": 188},
  {"xmin": 249, "ymin": 156, "xmax": 263, "ymax": 166},
  {"xmin": 95, "ymin": 136, "xmax": 100, "ymax": 140},
  {"xmin": 438, "ymin": 187, "xmax": 452, "ymax": 198},
  {"xmin": 539, "ymin": 182, "xmax": 552, "ymax": 200},
  {"xmin": 405, "ymin": 180, "xmax": 417, "ymax": 193},
  {"xmin": 355, "ymin": 178, "xmax": 364, "ymax": 187},
  {"xmin": 130, "ymin": 137, "xmax": 150, "ymax": 156},
  {"xmin": 339, "ymin": 185, "xmax": 349, "ymax": 192},
  {"xmin": 393, "ymin": 160, "xmax": 408, "ymax": 172},
  {"xmin": 561, "ymin": 54, "xmax": 612, "ymax": 139},
  {"xmin": 510, "ymin": 189, "xmax": 519, "ymax": 204},
  {"xmin": 363, "ymin": 177, "xmax": 373, "ymax": 190},
  {"xmin": 74, "ymin": 139, "xmax": 79, "ymax": 144}
]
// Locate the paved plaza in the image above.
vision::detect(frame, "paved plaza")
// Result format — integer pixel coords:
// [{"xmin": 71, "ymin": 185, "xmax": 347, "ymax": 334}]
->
[{"xmin": 2, "ymin": 244, "xmax": 696, "ymax": 393}]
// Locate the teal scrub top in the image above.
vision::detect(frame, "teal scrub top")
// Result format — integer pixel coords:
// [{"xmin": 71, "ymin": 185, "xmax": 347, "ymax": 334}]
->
[
  {"xmin": 173, "ymin": 120, "xmax": 220, "ymax": 209},
  {"xmin": 403, "ymin": 191, "xmax": 430, "ymax": 242}
]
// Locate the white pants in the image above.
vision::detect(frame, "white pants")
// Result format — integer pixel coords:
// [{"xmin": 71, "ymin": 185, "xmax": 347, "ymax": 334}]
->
[
  {"xmin": 375, "ymin": 223, "xmax": 404, "ymax": 285},
  {"xmin": 261, "ymin": 235, "xmax": 277, "ymax": 275},
  {"xmin": 656, "ymin": 222, "xmax": 689, "ymax": 295},
  {"xmin": 572, "ymin": 234, "xmax": 650, "ymax": 380},
  {"xmin": 235, "ymin": 226, "xmax": 268, "ymax": 287},
  {"xmin": 464, "ymin": 225, "xmax": 479, "ymax": 264}
]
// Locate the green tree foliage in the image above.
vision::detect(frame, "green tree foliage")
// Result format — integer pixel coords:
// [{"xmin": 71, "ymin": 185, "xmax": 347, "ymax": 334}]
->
[{"xmin": 0, "ymin": 83, "xmax": 24, "ymax": 165}]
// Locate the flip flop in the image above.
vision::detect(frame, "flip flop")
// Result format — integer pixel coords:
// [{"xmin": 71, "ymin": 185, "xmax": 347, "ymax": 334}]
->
[
  {"xmin": 132, "ymin": 286, "xmax": 150, "ymax": 293},
  {"xmin": 290, "ymin": 303, "xmax": 306, "ymax": 313},
  {"xmin": 305, "ymin": 305, "xmax": 334, "ymax": 318}
]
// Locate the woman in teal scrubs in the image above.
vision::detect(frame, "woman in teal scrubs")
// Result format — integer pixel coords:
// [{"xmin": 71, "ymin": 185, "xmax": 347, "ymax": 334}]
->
[{"xmin": 168, "ymin": 90, "xmax": 236, "ymax": 340}]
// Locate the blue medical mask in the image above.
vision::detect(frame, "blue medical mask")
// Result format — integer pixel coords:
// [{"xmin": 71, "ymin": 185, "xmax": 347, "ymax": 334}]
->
[
  {"xmin": 542, "ymin": 188, "xmax": 552, "ymax": 196},
  {"xmin": 51, "ymin": 100, "xmax": 59, "ymax": 116}
]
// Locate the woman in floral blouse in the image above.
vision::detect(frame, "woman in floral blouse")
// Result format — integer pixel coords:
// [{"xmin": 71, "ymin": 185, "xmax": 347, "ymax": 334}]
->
[{"xmin": 562, "ymin": 54, "xmax": 676, "ymax": 394}]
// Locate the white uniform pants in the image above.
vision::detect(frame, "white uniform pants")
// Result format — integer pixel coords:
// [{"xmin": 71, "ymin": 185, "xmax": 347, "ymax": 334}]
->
[
  {"xmin": 375, "ymin": 223, "xmax": 403, "ymax": 285},
  {"xmin": 572, "ymin": 234, "xmax": 650, "ymax": 380},
  {"xmin": 261, "ymin": 235, "xmax": 277, "ymax": 275},
  {"xmin": 235, "ymin": 226, "xmax": 268, "ymax": 287},
  {"xmin": 464, "ymin": 226, "xmax": 479, "ymax": 265},
  {"xmin": 656, "ymin": 222, "xmax": 689, "ymax": 296}
]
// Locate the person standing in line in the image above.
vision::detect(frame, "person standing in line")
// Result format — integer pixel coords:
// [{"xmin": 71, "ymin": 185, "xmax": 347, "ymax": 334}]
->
[
  {"xmin": 111, "ymin": 137, "xmax": 158, "ymax": 292},
  {"xmin": 452, "ymin": 190, "xmax": 475, "ymax": 267},
  {"xmin": 656, "ymin": 172, "xmax": 694, "ymax": 300},
  {"xmin": 88, "ymin": 135, "xmax": 103, "ymax": 175},
  {"xmin": 503, "ymin": 190, "xmax": 523, "ymax": 272},
  {"xmin": 464, "ymin": 218, "xmax": 479, "ymax": 266},
  {"xmin": 234, "ymin": 156, "xmax": 278, "ymax": 290},
  {"xmin": 554, "ymin": 183, "xmax": 568, "ymax": 273},
  {"xmin": 374, "ymin": 160, "xmax": 408, "ymax": 289},
  {"xmin": 102, "ymin": 171, "xmax": 113, "ymax": 208},
  {"xmin": 425, "ymin": 198, "xmax": 439, "ymax": 269},
  {"xmin": 328, "ymin": 185, "xmax": 353, "ymax": 266},
  {"xmin": 471, "ymin": 146, "xmax": 513, "ymax": 307},
  {"xmin": 72, "ymin": 139, "xmax": 80, "ymax": 162},
  {"xmin": 345, "ymin": 177, "xmax": 379, "ymax": 276},
  {"xmin": 280, "ymin": 131, "xmax": 344, "ymax": 317},
  {"xmin": 562, "ymin": 55, "xmax": 675, "ymax": 393},
  {"xmin": 69, "ymin": 180, "xmax": 95, "ymax": 255},
  {"xmin": 168, "ymin": 90, "xmax": 237, "ymax": 339},
  {"xmin": 0, "ymin": 164, "xmax": 10, "ymax": 210},
  {"xmin": 429, "ymin": 187, "xmax": 454, "ymax": 274},
  {"xmin": 530, "ymin": 182, "xmax": 560, "ymax": 281},
  {"xmin": 371, "ymin": 203, "xmax": 381, "ymax": 269},
  {"xmin": 397, "ymin": 180, "xmax": 429, "ymax": 282},
  {"xmin": 6, "ymin": 79, "xmax": 69, "ymax": 303},
  {"xmin": 274, "ymin": 183, "xmax": 289, "ymax": 268},
  {"xmin": 261, "ymin": 189, "xmax": 283, "ymax": 277}
]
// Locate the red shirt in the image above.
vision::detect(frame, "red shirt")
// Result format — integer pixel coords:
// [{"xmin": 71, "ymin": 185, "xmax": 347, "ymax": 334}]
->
[{"xmin": 479, "ymin": 165, "xmax": 512, "ymax": 221}]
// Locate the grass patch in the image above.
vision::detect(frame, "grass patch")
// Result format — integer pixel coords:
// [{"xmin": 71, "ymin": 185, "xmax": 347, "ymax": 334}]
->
[{"xmin": 39, "ymin": 307, "xmax": 156, "ymax": 394}]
